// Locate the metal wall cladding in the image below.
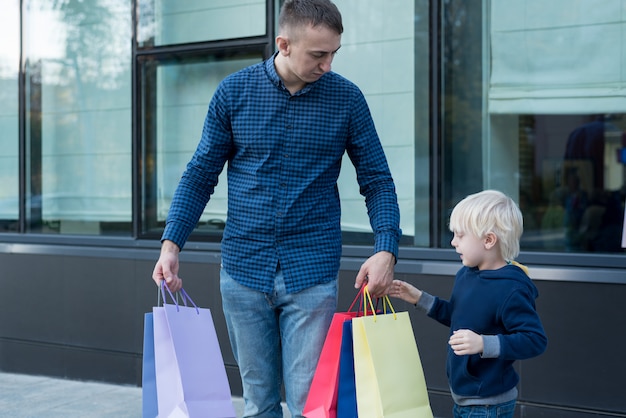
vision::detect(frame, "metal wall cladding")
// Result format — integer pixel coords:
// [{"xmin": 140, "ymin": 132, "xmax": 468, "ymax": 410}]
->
[{"xmin": 1, "ymin": 250, "xmax": 625, "ymax": 417}]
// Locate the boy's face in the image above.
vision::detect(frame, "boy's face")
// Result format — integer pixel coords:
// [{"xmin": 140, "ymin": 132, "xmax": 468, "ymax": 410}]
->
[{"xmin": 451, "ymin": 231, "xmax": 492, "ymax": 270}]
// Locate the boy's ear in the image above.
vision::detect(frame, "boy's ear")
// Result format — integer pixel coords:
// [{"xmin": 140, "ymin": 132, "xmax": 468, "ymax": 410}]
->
[{"xmin": 484, "ymin": 232, "xmax": 498, "ymax": 249}]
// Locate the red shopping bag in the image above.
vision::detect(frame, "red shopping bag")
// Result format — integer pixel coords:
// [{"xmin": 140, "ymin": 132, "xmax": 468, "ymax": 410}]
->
[{"xmin": 303, "ymin": 286, "xmax": 368, "ymax": 418}]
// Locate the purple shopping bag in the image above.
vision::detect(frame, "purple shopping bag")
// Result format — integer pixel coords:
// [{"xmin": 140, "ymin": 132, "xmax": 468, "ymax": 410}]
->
[{"xmin": 153, "ymin": 284, "xmax": 236, "ymax": 417}]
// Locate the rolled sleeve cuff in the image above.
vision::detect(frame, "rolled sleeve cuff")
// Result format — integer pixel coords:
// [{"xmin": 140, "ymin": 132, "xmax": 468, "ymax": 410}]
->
[
  {"xmin": 161, "ymin": 222, "xmax": 192, "ymax": 251},
  {"xmin": 416, "ymin": 291, "xmax": 435, "ymax": 313},
  {"xmin": 481, "ymin": 335, "xmax": 501, "ymax": 358},
  {"xmin": 374, "ymin": 232, "xmax": 400, "ymax": 261}
]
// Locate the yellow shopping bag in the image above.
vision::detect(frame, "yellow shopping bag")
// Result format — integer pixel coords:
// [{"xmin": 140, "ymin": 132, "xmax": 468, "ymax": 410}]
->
[{"xmin": 352, "ymin": 288, "xmax": 433, "ymax": 418}]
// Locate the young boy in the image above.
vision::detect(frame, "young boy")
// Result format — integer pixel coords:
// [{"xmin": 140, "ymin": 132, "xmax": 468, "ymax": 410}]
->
[{"xmin": 388, "ymin": 190, "xmax": 547, "ymax": 418}]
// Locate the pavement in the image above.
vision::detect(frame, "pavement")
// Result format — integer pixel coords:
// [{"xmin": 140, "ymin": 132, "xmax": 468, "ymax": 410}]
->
[{"xmin": 0, "ymin": 372, "xmax": 291, "ymax": 417}]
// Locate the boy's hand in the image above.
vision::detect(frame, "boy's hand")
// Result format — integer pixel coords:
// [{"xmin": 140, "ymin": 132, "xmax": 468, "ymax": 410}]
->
[
  {"xmin": 387, "ymin": 279, "xmax": 422, "ymax": 305},
  {"xmin": 449, "ymin": 329, "xmax": 484, "ymax": 356}
]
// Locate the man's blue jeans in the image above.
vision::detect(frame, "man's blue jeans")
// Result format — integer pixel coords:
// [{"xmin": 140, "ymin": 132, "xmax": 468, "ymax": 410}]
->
[
  {"xmin": 453, "ymin": 399, "xmax": 517, "ymax": 418},
  {"xmin": 220, "ymin": 268, "xmax": 337, "ymax": 418}
]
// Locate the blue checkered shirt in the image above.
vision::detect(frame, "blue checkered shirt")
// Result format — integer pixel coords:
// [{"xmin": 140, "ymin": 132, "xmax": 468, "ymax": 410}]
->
[{"xmin": 162, "ymin": 53, "xmax": 401, "ymax": 294}]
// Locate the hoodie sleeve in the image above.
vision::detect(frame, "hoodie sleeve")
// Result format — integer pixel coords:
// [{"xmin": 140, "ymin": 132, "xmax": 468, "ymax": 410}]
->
[
  {"xmin": 415, "ymin": 290, "xmax": 435, "ymax": 313},
  {"xmin": 497, "ymin": 285, "xmax": 548, "ymax": 360},
  {"xmin": 425, "ymin": 293, "xmax": 454, "ymax": 327}
]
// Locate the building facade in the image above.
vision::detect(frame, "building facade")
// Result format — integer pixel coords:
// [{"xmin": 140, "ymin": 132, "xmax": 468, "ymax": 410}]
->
[{"xmin": 1, "ymin": 1, "xmax": 625, "ymax": 417}]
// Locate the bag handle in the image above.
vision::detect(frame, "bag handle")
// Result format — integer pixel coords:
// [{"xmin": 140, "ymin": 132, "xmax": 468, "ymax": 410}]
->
[
  {"xmin": 158, "ymin": 281, "xmax": 200, "ymax": 315},
  {"xmin": 363, "ymin": 285, "xmax": 396, "ymax": 322},
  {"xmin": 347, "ymin": 284, "xmax": 379, "ymax": 316},
  {"xmin": 347, "ymin": 284, "xmax": 366, "ymax": 313}
]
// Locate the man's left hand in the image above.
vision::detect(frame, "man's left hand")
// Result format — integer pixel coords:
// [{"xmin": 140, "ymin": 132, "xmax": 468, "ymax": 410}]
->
[{"xmin": 355, "ymin": 251, "xmax": 395, "ymax": 298}]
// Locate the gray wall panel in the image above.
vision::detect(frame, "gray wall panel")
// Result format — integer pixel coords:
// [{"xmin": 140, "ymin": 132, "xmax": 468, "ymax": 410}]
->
[
  {"xmin": 520, "ymin": 280, "xmax": 626, "ymax": 413},
  {"xmin": 1, "ymin": 247, "xmax": 625, "ymax": 417}
]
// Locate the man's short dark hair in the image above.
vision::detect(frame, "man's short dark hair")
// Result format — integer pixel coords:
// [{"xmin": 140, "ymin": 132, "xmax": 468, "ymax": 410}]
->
[{"xmin": 279, "ymin": 0, "xmax": 343, "ymax": 35}]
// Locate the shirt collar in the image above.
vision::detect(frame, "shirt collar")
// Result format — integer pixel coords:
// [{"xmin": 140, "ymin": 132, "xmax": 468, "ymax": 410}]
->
[{"xmin": 265, "ymin": 52, "xmax": 317, "ymax": 96}]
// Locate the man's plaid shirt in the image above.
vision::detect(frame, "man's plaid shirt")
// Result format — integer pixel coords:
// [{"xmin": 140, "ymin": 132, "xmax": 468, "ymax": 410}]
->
[{"xmin": 162, "ymin": 53, "xmax": 401, "ymax": 294}]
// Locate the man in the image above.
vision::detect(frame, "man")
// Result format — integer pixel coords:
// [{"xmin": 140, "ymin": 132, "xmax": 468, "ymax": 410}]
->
[{"xmin": 152, "ymin": 0, "xmax": 401, "ymax": 416}]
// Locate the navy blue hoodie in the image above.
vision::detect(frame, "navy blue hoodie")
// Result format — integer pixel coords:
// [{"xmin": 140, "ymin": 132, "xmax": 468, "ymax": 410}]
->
[{"xmin": 425, "ymin": 264, "xmax": 547, "ymax": 399}]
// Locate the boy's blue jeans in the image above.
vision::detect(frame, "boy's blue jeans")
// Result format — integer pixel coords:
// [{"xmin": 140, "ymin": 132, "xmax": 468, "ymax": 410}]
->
[
  {"xmin": 453, "ymin": 399, "xmax": 516, "ymax": 418},
  {"xmin": 220, "ymin": 268, "xmax": 337, "ymax": 418}
]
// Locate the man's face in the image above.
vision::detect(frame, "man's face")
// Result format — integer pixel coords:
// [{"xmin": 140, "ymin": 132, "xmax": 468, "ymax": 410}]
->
[{"xmin": 283, "ymin": 24, "xmax": 341, "ymax": 85}]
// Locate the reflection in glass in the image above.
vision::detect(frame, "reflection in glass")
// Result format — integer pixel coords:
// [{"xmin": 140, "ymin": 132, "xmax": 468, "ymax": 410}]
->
[
  {"xmin": 519, "ymin": 114, "xmax": 625, "ymax": 253},
  {"xmin": 325, "ymin": 0, "xmax": 425, "ymax": 247},
  {"xmin": 140, "ymin": 53, "xmax": 263, "ymax": 238},
  {"xmin": 442, "ymin": 0, "xmax": 625, "ymax": 254},
  {"xmin": 140, "ymin": 0, "xmax": 429, "ymax": 248},
  {"xmin": 23, "ymin": 0, "xmax": 132, "ymax": 235},
  {"xmin": 137, "ymin": 0, "xmax": 266, "ymax": 48},
  {"xmin": 0, "ymin": 0, "xmax": 19, "ymax": 232},
  {"xmin": 441, "ymin": 0, "xmax": 484, "ymax": 246}
]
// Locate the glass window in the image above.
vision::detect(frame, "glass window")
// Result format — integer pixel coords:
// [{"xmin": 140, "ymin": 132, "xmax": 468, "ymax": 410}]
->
[
  {"xmin": 0, "ymin": 0, "xmax": 20, "ymax": 232},
  {"xmin": 138, "ymin": 0, "xmax": 267, "ymax": 48},
  {"xmin": 140, "ymin": 52, "xmax": 264, "ymax": 238},
  {"xmin": 442, "ymin": 0, "xmax": 626, "ymax": 254},
  {"xmin": 23, "ymin": 0, "xmax": 132, "ymax": 235},
  {"xmin": 323, "ymin": 0, "xmax": 430, "ymax": 247},
  {"xmin": 142, "ymin": 0, "xmax": 431, "ymax": 247}
]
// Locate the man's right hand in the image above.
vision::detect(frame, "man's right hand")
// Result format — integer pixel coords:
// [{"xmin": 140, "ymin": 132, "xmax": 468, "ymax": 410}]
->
[{"xmin": 152, "ymin": 240, "xmax": 183, "ymax": 292}]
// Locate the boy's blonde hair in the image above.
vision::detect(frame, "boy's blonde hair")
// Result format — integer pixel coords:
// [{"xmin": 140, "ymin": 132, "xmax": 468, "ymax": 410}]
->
[{"xmin": 448, "ymin": 190, "xmax": 523, "ymax": 261}]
